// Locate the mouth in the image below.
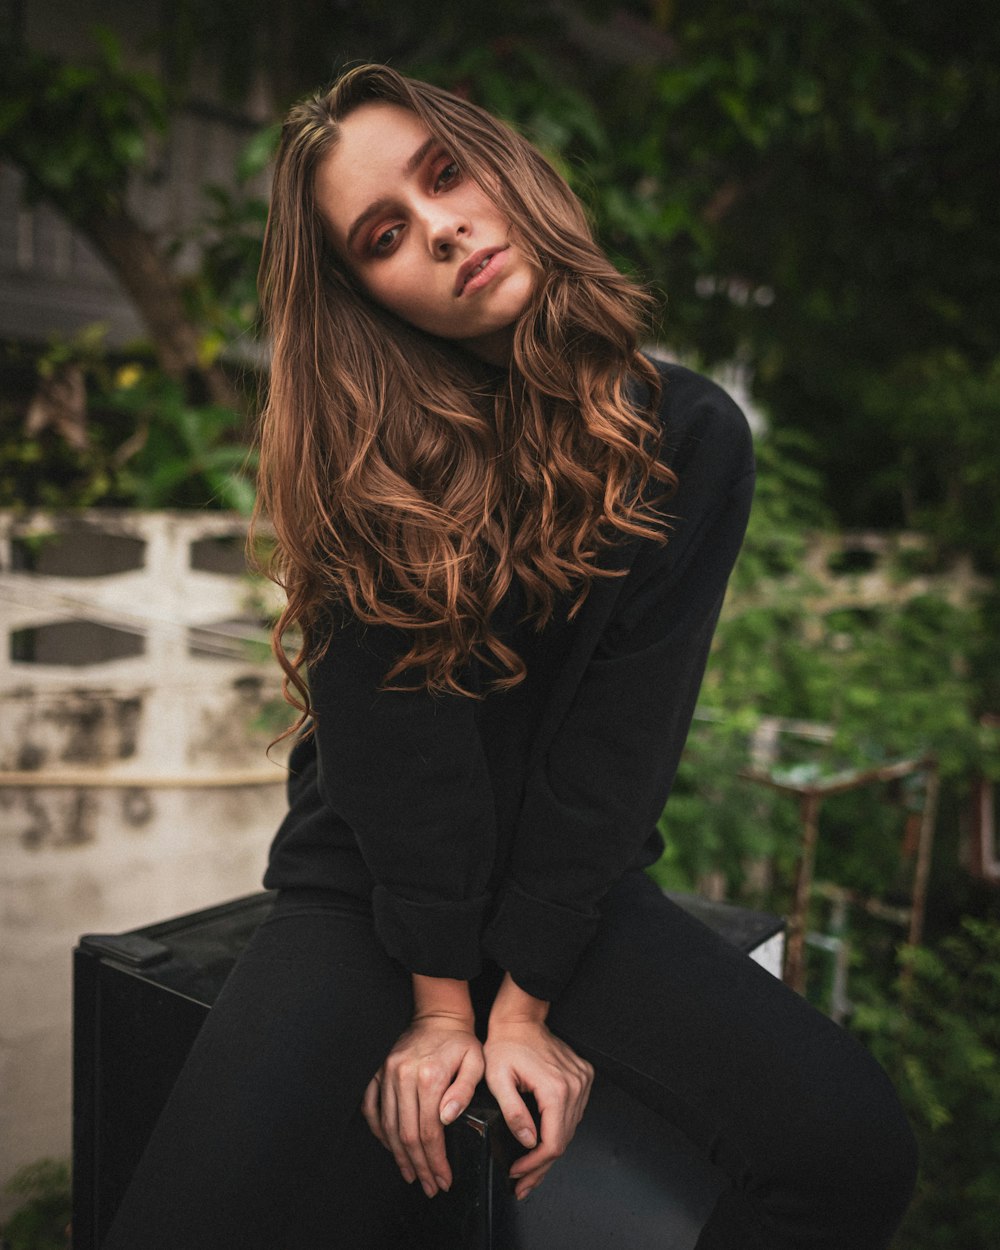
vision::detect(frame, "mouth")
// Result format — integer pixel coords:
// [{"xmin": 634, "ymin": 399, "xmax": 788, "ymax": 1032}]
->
[{"xmin": 455, "ymin": 246, "xmax": 510, "ymax": 296}]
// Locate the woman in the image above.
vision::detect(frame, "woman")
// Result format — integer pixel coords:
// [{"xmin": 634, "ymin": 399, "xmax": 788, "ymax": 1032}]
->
[{"xmin": 104, "ymin": 65, "xmax": 917, "ymax": 1249}]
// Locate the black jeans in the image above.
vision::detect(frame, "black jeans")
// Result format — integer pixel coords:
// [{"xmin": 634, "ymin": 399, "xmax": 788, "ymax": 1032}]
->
[{"xmin": 103, "ymin": 871, "xmax": 917, "ymax": 1249}]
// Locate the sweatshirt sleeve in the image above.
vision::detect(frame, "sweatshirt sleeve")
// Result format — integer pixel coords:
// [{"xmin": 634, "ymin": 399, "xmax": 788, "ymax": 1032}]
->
[
  {"xmin": 307, "ymin": 612, "xmax": 498, "ymax": 980},
  {"xmin": 482, "ymin": 388, "xmax": 755, "ymax": 1001}
]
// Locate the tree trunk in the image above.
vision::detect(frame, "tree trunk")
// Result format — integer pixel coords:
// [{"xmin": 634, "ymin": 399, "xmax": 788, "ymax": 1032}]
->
[{"xmin": 84, "ymin": 207, "xmax": 242, "ymax": 412}]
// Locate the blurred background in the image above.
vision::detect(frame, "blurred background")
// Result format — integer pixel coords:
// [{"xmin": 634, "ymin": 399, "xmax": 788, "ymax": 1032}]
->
[{"xmin": 0, "ymin": 1, "xmax": 997, "ymax": 1246}]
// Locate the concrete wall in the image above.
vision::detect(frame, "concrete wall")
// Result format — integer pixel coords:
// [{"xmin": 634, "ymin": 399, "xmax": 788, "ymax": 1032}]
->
[{"xmin": 0, "ymin": 510, "xmax": 288, "ymax": 1218}]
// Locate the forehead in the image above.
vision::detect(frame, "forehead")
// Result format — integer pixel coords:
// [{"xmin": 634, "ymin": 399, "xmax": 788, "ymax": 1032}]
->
[{"xmin": 314, "ymin": 101, "xmax": 432, "ymax": 246}]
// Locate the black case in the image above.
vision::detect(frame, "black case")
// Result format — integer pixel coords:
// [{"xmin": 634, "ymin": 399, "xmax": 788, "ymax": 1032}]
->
[{"xmin": 73, "ymin": 891, "xmax": 783, "ymax": 1249}]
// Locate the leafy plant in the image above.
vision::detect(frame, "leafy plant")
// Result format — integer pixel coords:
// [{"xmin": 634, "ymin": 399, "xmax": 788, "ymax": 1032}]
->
[
  {"xmin": 0, "ymin": 29, "xmax": 165, "ymax": 223},
  {"xmin": 651, "ymin": 424, "xmax": 988, "ymax": 906},
  {"xmin": 103, "ymin": 369, "xmax": 256, "ymax": 512},
  {"xmin": 0, "ymin": 336, "xmax": 255, "ymax": 513},
  {"xmin": 172, "ymin": 124, "xmax": 279, "ymax": 355},
  {"xmin": 1, "ymin": 1158, "xmax": 71, "ymax": 1250},
  {"xmin": 851, "ymin": 920, "xmax": 1000, "ymax": 1249}
]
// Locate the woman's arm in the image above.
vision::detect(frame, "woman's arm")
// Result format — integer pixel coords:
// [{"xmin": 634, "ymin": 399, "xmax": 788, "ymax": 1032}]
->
[
  {"xmin": 306, "ymin": 620, "xmax": 500, "ymax": 1193},
  {"xmin": 483, "ymin": 379, "xmax": 756, "ymax": 1002},
  {"xmin": 307, "ymin": 613, "xmax": 499, "ymax": 980}
]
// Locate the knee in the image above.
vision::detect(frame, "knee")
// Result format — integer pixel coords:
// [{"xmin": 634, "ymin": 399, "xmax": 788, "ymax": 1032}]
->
[
  {"xmin": 876, "ymin": 1084, "xmax": 919, "ymax": 1209},
  {"xmin": 795, "ymin": 1039, "xmax": 919, "ymax": 1228},
  {"xmin": 850, "ymin": 1068, "xmax": 918, "ymax": 1211}
]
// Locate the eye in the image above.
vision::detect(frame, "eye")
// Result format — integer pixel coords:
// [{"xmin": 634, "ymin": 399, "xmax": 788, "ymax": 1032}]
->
[
  {"xmin": 434, "ymin": 159, "xmax": 461, "ymax": 191},
  {"xmin": 370, "ymin": 224, "xmax": 402, "ymax": 256}
]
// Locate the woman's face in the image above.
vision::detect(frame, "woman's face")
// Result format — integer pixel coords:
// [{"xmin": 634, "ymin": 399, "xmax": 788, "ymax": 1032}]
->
[{"xmin": 315, "ymin": 102, "xmax": 536, "ymax": 365}]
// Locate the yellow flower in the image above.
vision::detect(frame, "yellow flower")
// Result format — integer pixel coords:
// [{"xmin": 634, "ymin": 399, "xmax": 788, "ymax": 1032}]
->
[{"xmin": 115, "ymin": 364, "xmax": 144, "ymax": 390}]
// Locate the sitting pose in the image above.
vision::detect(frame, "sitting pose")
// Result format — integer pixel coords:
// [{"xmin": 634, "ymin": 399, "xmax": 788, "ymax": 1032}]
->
[{"xmin": 104, "ymin": 64, "xmax": 917, "ymax": 1249}]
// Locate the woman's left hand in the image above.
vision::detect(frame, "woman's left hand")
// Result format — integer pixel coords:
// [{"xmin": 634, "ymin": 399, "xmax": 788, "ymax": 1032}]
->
[{"xmin": 484, "ymin": 1017, "xmax": 594, "ymax": 1200}]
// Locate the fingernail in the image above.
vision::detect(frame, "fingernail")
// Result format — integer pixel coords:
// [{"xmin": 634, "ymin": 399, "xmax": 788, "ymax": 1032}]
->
[
  {"xmin": 516, "ymin": 1129, "xmax": 536, "ymax": 1146},
  {"xmin": 517, "ymin": 1185, "xmax": 534, "ymax": 1201},
  {"xmin": 422, "ymin": 1180, "xmax": 436, "ymax": 1199},
  {"xmin": 402, "ymin": 1168, "xmax": 415, "ymax": 1185},
  {"xmin": 441, "ymin": 1101, "xmax": 460, "ymax": 1125},
  {"xmin": 434, "ymin": 1174, "xmax": 450, "ymax": 1192}
]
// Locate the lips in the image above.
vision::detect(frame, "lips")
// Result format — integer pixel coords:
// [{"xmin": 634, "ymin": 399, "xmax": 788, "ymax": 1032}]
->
[{"xmin": 455, "ymin": 246, "xmax": 509, "ymax": 296}]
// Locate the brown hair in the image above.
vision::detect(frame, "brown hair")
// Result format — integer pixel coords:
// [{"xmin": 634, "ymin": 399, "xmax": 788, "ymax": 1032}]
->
[{"xmin": 252, "ymin": 64, "xmax": 675, "ymax": 729}]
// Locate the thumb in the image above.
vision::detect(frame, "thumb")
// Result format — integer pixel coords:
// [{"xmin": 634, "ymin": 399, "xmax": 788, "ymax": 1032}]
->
[
  {"xmin": 487, "ymin": 1068, "xmax": 538, "ymax": 1149},
  {"xmin": 439, "ymin": 1046, "xmax": 485, "ymax": 1126}
]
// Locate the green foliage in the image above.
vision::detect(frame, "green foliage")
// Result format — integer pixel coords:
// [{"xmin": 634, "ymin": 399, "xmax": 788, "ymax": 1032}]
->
[
  {"xmin": 851, "ymin": 920, "xmax": 1000, "ymax": 1248},
  {"xmin": 422, "ymin": 2, "xmax": 1000, "ymax": 561},
  {"xmin": 1, "ymin": 1158, "xmax": 71, "ymax": 1250},
  {"xmin": 651, "ymin": 710, "xmax": 802, "ymax": 902},
  {"xmin": 0, "ymin": 29, "xmax": 165, "ymax": 221},
  {"xmin": 861, "ymin": 350, "xmax": 1000, "ymax": 570},
  {"xmin": 623, "ymin": 0, "xmax": 1000, "ymax": 553},
  {"xmin": 103, "ymin": 370, "xmax": 257, "ymax": 512},
  {"xmin": 0, "ymin": 336, "xmax": 255, "ymax": 513},
  {"xmin": 172, "ymin": 126, "xmax": 279, "ymax": 354},
  {"xmin": 651, "ymin": 426, "xmax": 987, "ymax": 902}
]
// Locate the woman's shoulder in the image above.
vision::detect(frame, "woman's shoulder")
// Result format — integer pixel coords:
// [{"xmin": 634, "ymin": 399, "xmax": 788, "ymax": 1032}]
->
[{"xmin": 643, "ymin": 357, "xmax": 754, "ymax": 482}]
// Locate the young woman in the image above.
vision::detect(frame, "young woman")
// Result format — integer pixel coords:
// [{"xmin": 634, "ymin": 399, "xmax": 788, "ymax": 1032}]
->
[{"xmin": 104, "ymin": 64, "xmax": 917, "ymax": 1249}]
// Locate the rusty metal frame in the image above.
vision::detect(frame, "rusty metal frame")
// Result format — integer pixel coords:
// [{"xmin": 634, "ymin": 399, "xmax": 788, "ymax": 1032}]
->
[{"xmin": 741, "ymin": 730, "xmax": 939, "ymax": 994}]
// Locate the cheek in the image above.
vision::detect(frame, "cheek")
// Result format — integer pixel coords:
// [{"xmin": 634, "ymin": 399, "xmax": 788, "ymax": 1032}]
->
[
  {"xmin": 362, "ymin": 265, "xmax": 424, "ymax": 320},
  {"xmin": 362, "ymin": 268, "xmax": 449, "ymax": 336},
  {"xmin": 477, "ymin": 196, "xmax": 511, "ymax": 235},
  {"xmin": 464, "ymin": 173, "xmax": 506, "ymax": 216}
]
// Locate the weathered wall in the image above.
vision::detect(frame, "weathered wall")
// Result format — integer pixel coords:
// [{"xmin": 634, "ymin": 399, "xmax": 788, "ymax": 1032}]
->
[{"xmin": 0, "ymin": 510, "xmax": 288, "ymax": 1217}]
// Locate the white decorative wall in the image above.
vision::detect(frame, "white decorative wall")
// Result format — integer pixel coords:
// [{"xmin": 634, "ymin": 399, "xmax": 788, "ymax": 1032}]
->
[{"xmin": 0, "ymin": 510, "xmax": 288, "ymax": 1216}]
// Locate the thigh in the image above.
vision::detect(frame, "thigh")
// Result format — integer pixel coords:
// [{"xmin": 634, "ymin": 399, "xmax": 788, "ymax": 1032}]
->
[
  {"xmin": 548, "ymin": 872, "xmax": 915, "ymax": 1246},
  {"xmin": 103, "ymin": 898, "xmax": 421, "ymax": 1250}
]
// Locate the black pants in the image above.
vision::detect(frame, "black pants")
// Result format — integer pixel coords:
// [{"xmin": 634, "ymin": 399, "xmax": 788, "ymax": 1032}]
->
[{"xmin": 103, "ymin": 871, "xmax": 917, "ymax": 1249}]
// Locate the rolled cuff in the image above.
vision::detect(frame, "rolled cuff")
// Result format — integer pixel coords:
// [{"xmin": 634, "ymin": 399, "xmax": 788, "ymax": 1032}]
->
[
  {"xmin": 482, "ymin": 881, "xmax": 600, "ymax": 1002},
  {"xmin": 372, "ymin": 885, "xmax": 490, "ymax": 980}
]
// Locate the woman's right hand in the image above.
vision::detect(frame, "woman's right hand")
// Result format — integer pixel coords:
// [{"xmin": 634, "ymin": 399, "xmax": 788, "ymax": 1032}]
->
[{"xmin": 361, "ymin": 1012, "xmax": 484, "ymax": 1198}]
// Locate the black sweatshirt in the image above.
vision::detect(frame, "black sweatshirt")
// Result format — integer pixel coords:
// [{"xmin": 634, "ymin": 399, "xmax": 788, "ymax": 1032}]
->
[{"xmin": 263, "ymin": 362, "xmax": 755, "ymax": 1002}]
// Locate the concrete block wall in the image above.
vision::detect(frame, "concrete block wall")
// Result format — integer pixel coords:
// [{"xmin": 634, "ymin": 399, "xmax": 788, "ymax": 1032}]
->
[{"xmin": 0, "ymin": 510, "xmax": 289, "ymax": 1217}]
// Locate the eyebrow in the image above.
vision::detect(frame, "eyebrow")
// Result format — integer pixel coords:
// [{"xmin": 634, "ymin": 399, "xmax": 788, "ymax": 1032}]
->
[{"xmin": 344, "ymin": 135, "xmax": 439, "ymax": 252}]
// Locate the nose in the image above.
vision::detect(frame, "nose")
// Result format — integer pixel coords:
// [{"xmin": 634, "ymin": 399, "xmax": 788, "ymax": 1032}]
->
[{"xmin": 420, "ymin": 201, "xmax": 469, "ymax": 258}]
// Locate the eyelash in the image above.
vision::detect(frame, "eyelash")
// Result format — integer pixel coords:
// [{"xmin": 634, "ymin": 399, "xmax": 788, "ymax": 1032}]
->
[{"xmin": 367, "ymin": 155, "xmax": 462, "ymax": 257}]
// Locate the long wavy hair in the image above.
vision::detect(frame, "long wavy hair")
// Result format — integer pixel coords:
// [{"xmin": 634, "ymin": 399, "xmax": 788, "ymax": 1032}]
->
[{"xmin": 253, "ymin": 64, "xmax": 675, "ymax": 729}]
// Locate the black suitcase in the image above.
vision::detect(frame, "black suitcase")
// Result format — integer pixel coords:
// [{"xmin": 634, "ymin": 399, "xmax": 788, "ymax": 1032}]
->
[{"xmin": 73, "ymin": 891, "xmax": 783, "ymax": 1249}]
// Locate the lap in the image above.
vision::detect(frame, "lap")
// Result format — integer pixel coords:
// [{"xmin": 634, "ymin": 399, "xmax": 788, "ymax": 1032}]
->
[{"xmin": 105, "ymin": 877, "xmax": 913, "ymax": 1249}]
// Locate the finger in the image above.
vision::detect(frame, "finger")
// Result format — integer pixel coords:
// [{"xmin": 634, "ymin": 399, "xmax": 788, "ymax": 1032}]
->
[
  {"xmin": 361, "ymin": 1075, "xmax": 388, "ymax": 1149},
  {"xmin": 417, "ymin": 1063, "xmax": 453, "ymax": 1191},
  {"xmin": 487, "ymin": 1069, "xmax": 538, "ymax": 1149},
  {"xmin": 439, "ymin": 1047, "xmax": 485, "ymax": 1126},
  {"xmin": 379, "ymin": 1077, "xmax": 416, "ymax": 1186},
  {"xmin": 576, "ymin": 1060, "xmax": 595, "ymax": 1115},
  {"xmin": 509, "ymin": 1103, "xmax": 567, "ymax": 1178},
  {"xmin": 397, "ymin": 1077, "xmax": 437, "ymax": 1198}
]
